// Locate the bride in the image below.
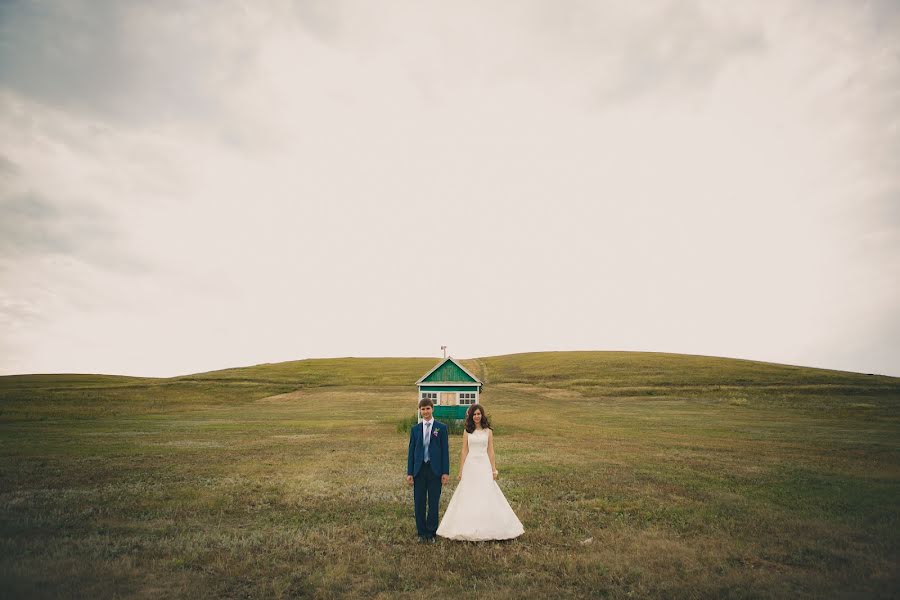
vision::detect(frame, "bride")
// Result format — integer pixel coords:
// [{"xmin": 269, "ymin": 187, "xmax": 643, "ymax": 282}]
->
[{"xmin": 436, "ymin": 404, "xmax": 524, "ymax": 541}]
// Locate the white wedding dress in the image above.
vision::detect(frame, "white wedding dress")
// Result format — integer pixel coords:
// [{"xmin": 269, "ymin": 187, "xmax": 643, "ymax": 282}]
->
[{"xmin": 437, "ymin": 429, "xmax": 524, "ymax": 541}]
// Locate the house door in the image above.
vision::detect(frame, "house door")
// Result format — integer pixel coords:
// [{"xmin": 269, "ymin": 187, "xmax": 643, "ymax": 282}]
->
[{"xmin": 440, "ymin": 392, "xmax": 455, "ymax": 406}]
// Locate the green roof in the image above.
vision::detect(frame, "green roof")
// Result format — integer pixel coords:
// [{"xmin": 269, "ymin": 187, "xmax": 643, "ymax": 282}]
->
[{"xmin": 416, "ymin": 358, "xmax": 481, "ymax": 384}]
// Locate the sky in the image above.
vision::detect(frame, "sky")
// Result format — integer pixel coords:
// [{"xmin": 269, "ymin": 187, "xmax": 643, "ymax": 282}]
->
[{"xmin": 0, "ymin": 0, "xmax": 898, "ymax": 378}]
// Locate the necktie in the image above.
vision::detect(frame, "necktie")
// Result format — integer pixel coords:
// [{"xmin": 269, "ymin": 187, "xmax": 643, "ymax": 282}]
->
[{"xmin": 424, "ymin": 422, "xmax": 431, "ymax": 462}]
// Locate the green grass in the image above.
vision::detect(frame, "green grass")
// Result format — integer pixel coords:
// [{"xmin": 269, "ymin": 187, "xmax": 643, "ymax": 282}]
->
[{"xmin": 1, "ymin": 352, "xmax": 899, "ymax": 598}]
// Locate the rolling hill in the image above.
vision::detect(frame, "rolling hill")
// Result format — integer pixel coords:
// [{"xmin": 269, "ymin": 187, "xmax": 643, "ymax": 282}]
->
[{"xmin": 1, "ymin": 352, "xmax": 898, "ymax": 598}]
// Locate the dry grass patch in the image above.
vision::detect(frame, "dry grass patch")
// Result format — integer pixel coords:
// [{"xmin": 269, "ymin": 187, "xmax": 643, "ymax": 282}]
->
[{"xmin": 2, "ymin": 355, "xmax": 898, "ymax": 598}]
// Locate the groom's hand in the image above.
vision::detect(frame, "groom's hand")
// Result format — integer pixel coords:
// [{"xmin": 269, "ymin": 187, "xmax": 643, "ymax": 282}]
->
[
  {"xmin": 406, "ymin": 475, "xmax": 413, "ymax": 486},
  {"xmin": 441, "ymin": 475, "xmax": 449, "ymax": 485}
]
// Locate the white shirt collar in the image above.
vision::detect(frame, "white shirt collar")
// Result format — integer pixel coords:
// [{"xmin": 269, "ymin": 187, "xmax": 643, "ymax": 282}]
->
[{"xmin": 422, "ymin": 419, "xmax": 434, "ymax": 426}]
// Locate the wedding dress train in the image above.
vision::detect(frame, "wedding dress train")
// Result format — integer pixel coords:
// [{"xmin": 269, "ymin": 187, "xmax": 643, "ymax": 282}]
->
[{"xmin": 436, "ymin": 429, "xmax": 524, "ymax": 541}]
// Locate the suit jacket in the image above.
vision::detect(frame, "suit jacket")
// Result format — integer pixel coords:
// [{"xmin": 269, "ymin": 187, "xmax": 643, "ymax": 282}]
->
[{"xmin": 407, "ymin": 419, "xmax": 450, "ymax": 478}]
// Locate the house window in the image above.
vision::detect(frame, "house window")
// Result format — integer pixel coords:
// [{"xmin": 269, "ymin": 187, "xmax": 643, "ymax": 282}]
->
[
  {"xmin": 459, "ymin": 393, "xmax": 476, "ymax": 405},
  {"xmin": 421, "ymin": 392, "xmax": 437, "ymax": 403}
]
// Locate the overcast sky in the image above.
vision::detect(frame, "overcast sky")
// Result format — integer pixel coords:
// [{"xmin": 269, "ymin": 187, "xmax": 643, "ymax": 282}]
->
[{"xmin": 1, "ymin": 0, "xmax": 898, "ymax": 378}]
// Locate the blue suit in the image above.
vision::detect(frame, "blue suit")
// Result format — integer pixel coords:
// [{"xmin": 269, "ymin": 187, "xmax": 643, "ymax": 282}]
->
[{"xmin": 407, "ymin": 420, "xmax": 450, "ymax": 538}]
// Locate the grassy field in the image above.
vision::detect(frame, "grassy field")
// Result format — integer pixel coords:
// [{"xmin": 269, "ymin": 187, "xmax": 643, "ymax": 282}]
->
[{"xmin": 1, "ymin": 351, "xmax": 898, "ymax": 598}]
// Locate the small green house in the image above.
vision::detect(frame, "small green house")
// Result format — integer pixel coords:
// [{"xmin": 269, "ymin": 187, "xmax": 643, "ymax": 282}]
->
[{"xmin": 416, "ymin": 357, "xmax": 483, "ymax": 420}]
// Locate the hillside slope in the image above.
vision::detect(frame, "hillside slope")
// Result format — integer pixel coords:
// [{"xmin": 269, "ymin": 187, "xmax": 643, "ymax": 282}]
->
[
  {"xmin": 1, "ymin": 352, "xmax": 898, "ymax": 597},
  {"xmin": 2, "ymin": 351, "xmax": 897, "ymax": 392}
]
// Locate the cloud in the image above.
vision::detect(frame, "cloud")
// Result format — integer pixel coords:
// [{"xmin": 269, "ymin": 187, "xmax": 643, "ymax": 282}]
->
[
  {"xmin": 290, "ymin": 0, "xmax": 342, "ymax": 43},
  {"xmin": 1, "ymin": 190, "xmax": 104, "ymax": 256},
  {"xmin": 0, "ymin": 129, "xmax": 151, "ymax": 275},
  {"xmin": 530, "ymin": 1, "xmax": 767, "ymax": 105},
  {"xmin": 0, "ymin": 1, "xmax": 897, "ymax": 377},
  {"xmin": 0, "ymin": 0, "xmax": 261, "ymax": 125}
]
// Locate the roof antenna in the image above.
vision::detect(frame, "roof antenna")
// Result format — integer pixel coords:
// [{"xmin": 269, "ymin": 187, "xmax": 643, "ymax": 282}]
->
[{"xmin": 441, "ymin": 345, "xmax": 447, "ymax": 359}]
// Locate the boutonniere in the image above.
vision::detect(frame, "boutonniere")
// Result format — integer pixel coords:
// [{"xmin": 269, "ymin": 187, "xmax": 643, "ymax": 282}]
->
[{"xmin": 432, "ymin": 429, "xmax": 439, "ymax": 438}]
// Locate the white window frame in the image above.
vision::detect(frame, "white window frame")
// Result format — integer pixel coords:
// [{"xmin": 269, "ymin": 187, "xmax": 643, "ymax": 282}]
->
[{"xmin": 459, "ymin": 392, "xmax": 477, "ymax": 405}]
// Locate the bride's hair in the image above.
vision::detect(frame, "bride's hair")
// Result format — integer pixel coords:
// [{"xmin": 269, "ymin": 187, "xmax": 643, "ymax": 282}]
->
[{"xmin": 464, "ymin": 403, "xmax": 491, "ymax": 433}]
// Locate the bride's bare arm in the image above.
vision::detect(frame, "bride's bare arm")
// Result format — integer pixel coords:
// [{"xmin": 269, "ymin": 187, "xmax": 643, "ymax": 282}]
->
[
  {"xmin": 487, "ymin": 429, "xmax": 498, "ymax": 479},
  {"xmin": 457, "ymin": 432, "xmax": 469, "ymax": 480}
]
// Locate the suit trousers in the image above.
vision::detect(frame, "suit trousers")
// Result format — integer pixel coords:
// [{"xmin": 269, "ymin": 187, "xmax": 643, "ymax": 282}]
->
[{"xmin": 413, "ymin": 462, "xmax": 442, "ymax": 538}]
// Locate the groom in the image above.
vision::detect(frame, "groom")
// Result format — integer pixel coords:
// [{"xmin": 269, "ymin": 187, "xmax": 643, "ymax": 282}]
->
[{"xmin": 406, "ymin": 398, "xmax": 450, "ymax": 542}]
